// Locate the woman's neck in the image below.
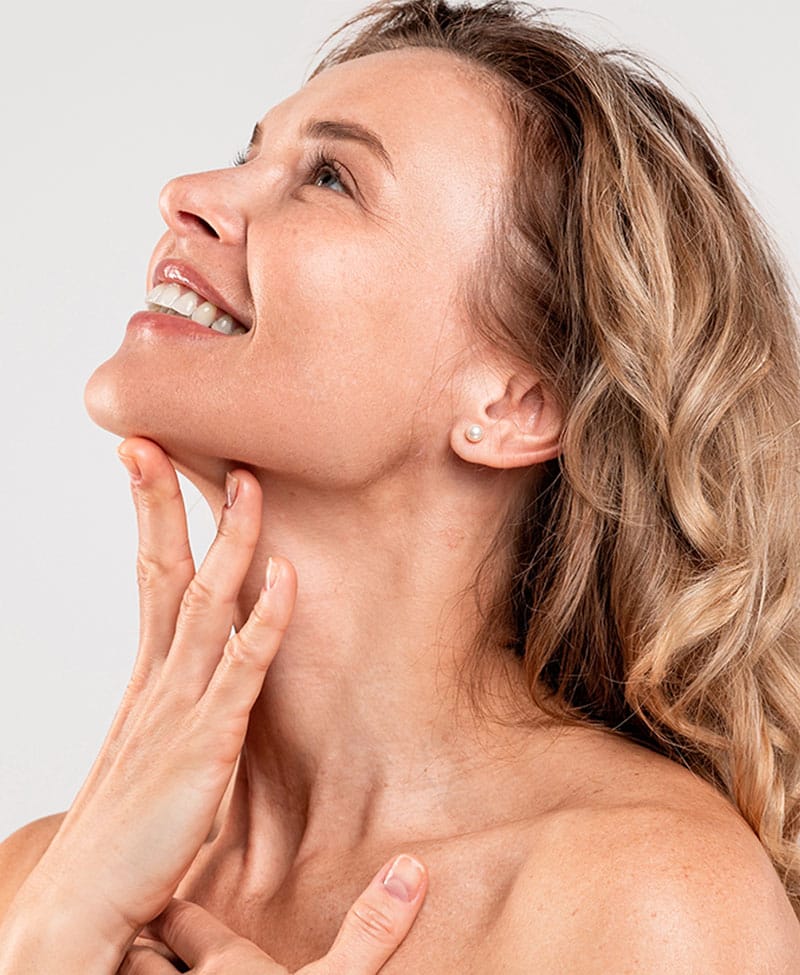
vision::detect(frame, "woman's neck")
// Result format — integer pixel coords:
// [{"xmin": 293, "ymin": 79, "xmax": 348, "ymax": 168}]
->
[{"xmin": 183, "ymin": 456, "xmax": 549, "ymax": 872}]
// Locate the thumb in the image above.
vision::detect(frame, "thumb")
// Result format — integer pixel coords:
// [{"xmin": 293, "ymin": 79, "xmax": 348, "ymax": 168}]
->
[{"xmin": 309, "ymin": 854, "xmax": 428, "ymax": 974}]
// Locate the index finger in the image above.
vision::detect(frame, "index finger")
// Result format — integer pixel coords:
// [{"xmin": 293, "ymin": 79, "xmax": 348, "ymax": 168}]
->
[
  {"xmin": 312, "ymin": 855, "xmax": 428, "ymax": 975},
  {"xmin": 118, "ymin": 437, "xmax": 195, "ymax": 668},
  {"xmin": 148, "ymin": 899, "xmax": 283, "ymax": 972}
]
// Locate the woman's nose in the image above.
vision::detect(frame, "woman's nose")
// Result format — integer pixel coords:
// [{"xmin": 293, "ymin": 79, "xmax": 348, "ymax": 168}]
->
[{"xmin": 158, "ymin": 171, "xmax": 247, "ymax": 245}]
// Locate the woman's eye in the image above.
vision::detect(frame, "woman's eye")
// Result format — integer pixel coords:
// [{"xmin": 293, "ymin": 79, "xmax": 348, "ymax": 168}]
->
[
  {"xmin": 313, "ymin": 163, "xmax": 347, "ymax": 194},
  {"xmin": 231, "ymin": 147, "xmax": 351, "ymax": 197},
  {"xmin": 307, "ymin": 151, "xmax": 349, "ymax": 196}
]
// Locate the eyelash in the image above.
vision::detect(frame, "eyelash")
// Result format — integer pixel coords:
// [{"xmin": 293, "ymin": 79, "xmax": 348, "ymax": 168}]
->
[
  {"xmin": 305, "ymin": 149, "xmax": 350, "ymax": 195},
  {"xmin": 231, "ymin": 146, "xmax": 350, "ymax": 195}
]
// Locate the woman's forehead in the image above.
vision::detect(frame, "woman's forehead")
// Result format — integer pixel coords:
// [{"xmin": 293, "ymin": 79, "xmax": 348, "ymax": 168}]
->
[{"xmin": 257, "ymin": 47, "xmax": 512, "ymax": 178}]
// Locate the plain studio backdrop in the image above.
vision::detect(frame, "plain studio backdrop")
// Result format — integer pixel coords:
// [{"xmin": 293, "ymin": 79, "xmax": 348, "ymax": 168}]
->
[{"xmin": 1, "ymin": 0, "xmax": 797, "ymax": 840}]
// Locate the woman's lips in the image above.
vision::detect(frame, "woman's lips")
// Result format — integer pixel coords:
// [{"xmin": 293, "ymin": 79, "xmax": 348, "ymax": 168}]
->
[
  {"xmin": 144, "ymin": 282, "xmax": 248, "ymax": 334},
  {"xmin": 126, "ymin": 309, "xmax": 244, "ymax": 340},
  {"xmin": 151, "ymin": 259, "xmax": 251, "ymax": 331}
]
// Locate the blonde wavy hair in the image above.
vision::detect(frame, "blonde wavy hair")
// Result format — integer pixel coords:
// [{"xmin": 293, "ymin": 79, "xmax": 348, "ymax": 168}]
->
[{"xmin": 309, "ymin": 0, "xmax": 800, "ymax": 915}]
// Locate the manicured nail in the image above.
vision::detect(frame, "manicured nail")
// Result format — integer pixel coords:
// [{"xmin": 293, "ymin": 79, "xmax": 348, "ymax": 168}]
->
[
  {"xmin": 382, "ymin": 855, "xmax": 425, "ymax": 902},
  {"xmin": 118, "ymin": 451, "xmax": 142, "ymax": 483},
  {"xmin": 265, "ymin": 556, "xmax": 281, "ymax": 591},
  {"xmin": 225, "ymin": 472, "xmax": 239, "ymax": 509}
]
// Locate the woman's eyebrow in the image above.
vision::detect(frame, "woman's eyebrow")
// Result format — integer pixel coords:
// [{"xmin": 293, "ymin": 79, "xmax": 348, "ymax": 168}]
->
[{"xmin": 246, "ymin": 119, "xmax": 396, "ymax": 178}]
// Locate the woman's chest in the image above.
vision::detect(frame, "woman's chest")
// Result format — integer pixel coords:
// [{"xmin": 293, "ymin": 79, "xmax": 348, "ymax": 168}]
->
[{"xmin": 175, "ymin": 830, "xmax": 531, "ymax": 974}]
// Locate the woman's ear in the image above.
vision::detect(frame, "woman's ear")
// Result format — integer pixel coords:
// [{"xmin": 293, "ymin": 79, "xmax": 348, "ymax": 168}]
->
[{"xmin": 450, "ymin": 369, "xmax": 562, "ymax": 469}]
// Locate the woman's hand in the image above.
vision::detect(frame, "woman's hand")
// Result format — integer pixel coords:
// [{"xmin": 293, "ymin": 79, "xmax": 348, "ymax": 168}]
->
[
  {"xmin": 120, "ymin": 854, "xmax": 428, "ymax": 974},
  {"xmin": 5, "ymin": 437, "xmax": 298, "ymax": 967}
]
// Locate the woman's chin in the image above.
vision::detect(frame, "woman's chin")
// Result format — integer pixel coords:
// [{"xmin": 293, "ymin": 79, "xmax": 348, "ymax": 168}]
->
[
  {"xmin": 83, "ymin": 358, "xmax": 230, "ymax": 488},
  {"xmin": 82, "ymin": 358, "xmax": 163, "ymax": 441},
  {"xmin": 83, "ymin": 357, "xmax": 175, "ymax": 445},
  {"xmin": 84, "ymin": 360, "xmax": 135, "ymax": 437}
]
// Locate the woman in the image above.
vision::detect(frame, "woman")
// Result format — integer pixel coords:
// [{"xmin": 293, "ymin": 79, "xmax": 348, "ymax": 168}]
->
[{"xmin": 1, "ymin": 0, "xmax": 799, "ymax": 970}]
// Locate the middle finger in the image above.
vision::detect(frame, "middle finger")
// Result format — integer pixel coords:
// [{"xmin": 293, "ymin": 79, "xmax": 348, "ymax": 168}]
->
[{"xmin": 159, "ymin": 468, "xmax": 263, "ymax": 695}]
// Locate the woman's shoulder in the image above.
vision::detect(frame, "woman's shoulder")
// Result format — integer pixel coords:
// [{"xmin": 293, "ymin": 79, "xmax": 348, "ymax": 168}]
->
[
  {"xmin": 0, "ymin": 812, "xmax": 66, "ymax": 921},
  {"xmin": 492, "ymin": 730, "xmax": 800, "ymax": 972}
]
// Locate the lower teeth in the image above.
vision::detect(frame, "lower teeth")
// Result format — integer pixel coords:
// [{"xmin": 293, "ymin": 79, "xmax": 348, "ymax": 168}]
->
[{"xmin": 148, "ymin": 304, "xmax": 182, "ymax": 317}]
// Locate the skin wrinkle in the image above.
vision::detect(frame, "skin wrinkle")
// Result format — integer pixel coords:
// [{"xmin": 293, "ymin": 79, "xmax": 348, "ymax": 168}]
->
[
  {"xmin": 248, "ymin": 119, "xmax": 397, "ymax": 180},
  {"xmin": 60, "ymin": 6, "xmax": 800, "ymax": 964},
  {"xmin": 84, "ymin": 46, "xmax": 567, "ymax": 886}
]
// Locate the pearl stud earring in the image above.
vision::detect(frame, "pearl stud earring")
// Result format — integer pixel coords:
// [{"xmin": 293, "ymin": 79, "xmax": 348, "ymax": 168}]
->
[{"xmin": 465, "ymin": 424, "xmax": 484, "ymax": 443}]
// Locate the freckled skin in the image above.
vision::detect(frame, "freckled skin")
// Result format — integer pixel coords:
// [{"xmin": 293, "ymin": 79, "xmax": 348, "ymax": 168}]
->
[
  {"xmin": 83, "ymin": 51, "xmax": 565, "ymax": 871},
  {"xmin": 8, "ymin": 45, "xmax": 788, "ymax": 974},
  {"xmin": 85, "ymin": 48, "xmax": 519, "ymax": 491},
  {"xmin": 1, "ymin": 13, "xmax": 796, "ymax": 970},
  {"xmin": 80, "ymin": 47, "xmax": 592, "ymax": 971}
]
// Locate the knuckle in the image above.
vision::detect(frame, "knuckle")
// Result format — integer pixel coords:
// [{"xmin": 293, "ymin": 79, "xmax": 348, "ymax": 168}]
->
[
  {"xmin": 216, "ymin": 513, "xmax": 240, "ymax": 540},
  {"xmin": 347, "ymin": 898, "xmax": 400, "ymax": 945},
  {"xmin": 160, "ymin": 900, "xmax": 195, "ymax": 948},
  {"xmin": 216, "ymin": 506, "xmax": 258, "ymax": 550},
  {"xmin": 135, "ymin": 554, "xmax": 170, "ymax": 591},
  {"xmin": 250, "ymin": 595, "xmax": 285, "ymax": 632},
  {"xmin": 135, "ymin": 552, "xmax": 193, "ymax": 593},
  {"xmin": 223, "ymin": 631, "xmax": 261, "ymax": 668},
  {"xmin": 179, "ymin": 575, "xmax": 217, "ymax": 617},
  {"xmin": 138, "ymin": 476, "xmax": 183, "ymax": 508},
  {"xmin": 218, "ymin": 502, "xmax": 259, "ymax": 545}
]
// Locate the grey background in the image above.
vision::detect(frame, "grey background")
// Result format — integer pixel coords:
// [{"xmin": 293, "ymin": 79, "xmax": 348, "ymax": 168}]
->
[{"xmin": 1, "ymin": 1, "xmax": 797, "ymax": 840}]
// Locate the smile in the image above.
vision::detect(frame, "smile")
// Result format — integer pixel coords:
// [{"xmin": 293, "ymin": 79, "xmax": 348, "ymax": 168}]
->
[{"xmin": 145, "ymin": 283, "xmax": 249, "ymax": 335}]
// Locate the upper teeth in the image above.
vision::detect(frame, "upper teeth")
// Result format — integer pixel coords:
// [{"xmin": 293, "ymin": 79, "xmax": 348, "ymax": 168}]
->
[{"xmin": 145, "ymin": 282, "xmax": 248, "ymax": 335}]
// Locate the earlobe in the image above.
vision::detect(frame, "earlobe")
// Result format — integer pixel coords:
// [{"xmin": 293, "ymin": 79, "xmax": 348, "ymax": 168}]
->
[{"xmin": 452, "ymin": 374, "xmax": 563, "ymax": 470}]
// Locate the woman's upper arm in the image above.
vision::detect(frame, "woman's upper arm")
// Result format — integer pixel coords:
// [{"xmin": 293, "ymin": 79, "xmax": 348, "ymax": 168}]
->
[{"xmin": 0, "ymin": 813, "xmax": 65, "ymax": 922}]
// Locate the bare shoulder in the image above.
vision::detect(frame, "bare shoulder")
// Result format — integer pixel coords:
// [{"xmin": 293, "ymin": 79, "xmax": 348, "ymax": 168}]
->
[
  {"xmin": 490, "ymin": 733, "xmax": 800, "ymax": 973},
  {"xmin": 0, "ymin": 812, "xmax": 66, "ymax": 921}
]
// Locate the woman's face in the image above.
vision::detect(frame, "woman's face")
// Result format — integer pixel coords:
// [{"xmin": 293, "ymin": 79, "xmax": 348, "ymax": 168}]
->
[{"xmin": 85, "ymin": 48, "xmax": 512, "ymax": 487}]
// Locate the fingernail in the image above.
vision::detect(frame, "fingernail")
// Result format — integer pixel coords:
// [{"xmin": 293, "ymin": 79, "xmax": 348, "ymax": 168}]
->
[
  {"xmin": 118, "ymin": 451, "xmax": 142, "ymax": 483},
  {"xmin": 225, "ymin": 472, "xmax": 239, "ymax": 508},
  {"xmin": 265, "ymin": 556, "xmax": 281, "ymax": 591},
  {"xmin": 383, "ymin": 855, "xmax": 424, "ymax": 902}
]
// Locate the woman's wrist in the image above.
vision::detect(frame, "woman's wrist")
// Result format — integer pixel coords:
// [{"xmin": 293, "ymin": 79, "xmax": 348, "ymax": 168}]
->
[{"xmin": 0, "ymin": 865, "xmax": 137, "ymax": 975}]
